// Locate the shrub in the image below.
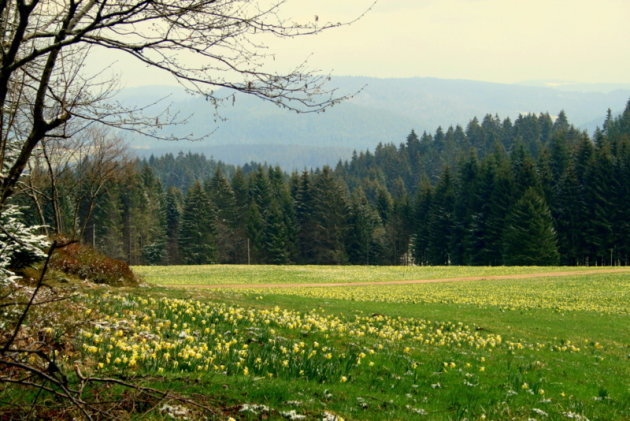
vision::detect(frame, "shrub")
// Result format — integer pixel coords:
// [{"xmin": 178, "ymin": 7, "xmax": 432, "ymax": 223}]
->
[{"xmin": 51, "ymin": 243, "xmax": 138, "ymax": 286}]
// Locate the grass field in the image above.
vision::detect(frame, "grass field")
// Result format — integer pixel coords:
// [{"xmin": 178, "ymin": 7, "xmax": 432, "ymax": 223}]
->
[
  {"xmin": 75, "ymin": 266, "xmax": 629, "ymax": 420},
  {"xmin": 133, "ymin": 264, "xmax": 622, "ymax": 286}
]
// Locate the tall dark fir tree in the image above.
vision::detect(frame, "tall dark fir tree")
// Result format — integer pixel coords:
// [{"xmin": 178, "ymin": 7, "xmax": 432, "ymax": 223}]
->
[
  {"xmin": 178, "ymin": 181, "xmax": 218, "ymax": 264},
  {"xmin": 502, "ymin": 188, "xmax": 559, "ymax": 266}
]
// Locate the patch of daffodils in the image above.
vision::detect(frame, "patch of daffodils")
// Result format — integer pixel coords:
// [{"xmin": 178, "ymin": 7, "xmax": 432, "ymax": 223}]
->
[
  {"xmin": 235, "ymin": 275, "xmax": 629, "ymax": 314},
  {"xmin": 80, "ymin": 293, "xmax": 590, "ymax": 387}
]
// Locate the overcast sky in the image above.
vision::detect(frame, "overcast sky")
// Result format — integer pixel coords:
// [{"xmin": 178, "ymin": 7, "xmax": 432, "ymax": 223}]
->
[{"xmin": 93, "ymin": 0, "xmax": 630, "ymax": 87}]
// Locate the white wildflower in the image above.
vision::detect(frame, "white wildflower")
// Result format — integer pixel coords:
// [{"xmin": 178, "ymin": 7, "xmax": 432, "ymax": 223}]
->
[
  {"xmin": 159, "ymin": 403, "xmax": 190, "ymax": 420},
  {"xmin": 281, "ymin": 409, "xmax": 306, "ymax": 420},
  {"xmin": 322, "ymin": 411, "xmax": 344, "ymax": 421},
  {"xmin": 563, "ymin": 412, "xmax": 590, "ymax": 421},
  {"xmin": 405, "ymin": 405, "xmax": 427, "ymax": 415},
  {"xmin": 239, "ymin": 403, "xmax": 269, "ymax": 414},
  {"xmin": 532, "ymin": 408, "xmax": 548, "ymax": 417}
]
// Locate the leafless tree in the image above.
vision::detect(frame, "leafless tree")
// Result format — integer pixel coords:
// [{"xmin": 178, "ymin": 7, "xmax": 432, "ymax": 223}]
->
[
  {"xmin": 21, "ymin": 127, "xmax": 129, "ymax": 239},
  {"xmin": 0, "ymin": 1, "xmax": 372, "ymax": 416},
  {"xmin": 1, "ymin": 0, "xmax": 372, "ymax": 207}
]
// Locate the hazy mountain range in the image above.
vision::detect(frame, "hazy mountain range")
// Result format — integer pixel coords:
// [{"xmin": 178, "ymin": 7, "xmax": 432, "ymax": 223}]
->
[{"xmin": 116, "ymin": 77, "xmax": 630, "ymax": 169}]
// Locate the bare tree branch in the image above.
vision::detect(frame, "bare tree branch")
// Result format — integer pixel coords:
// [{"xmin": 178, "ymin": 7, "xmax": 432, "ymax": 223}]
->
[
  {"xmin": 1, "ymin": 0, "xmax": 373, "ymax": 206},
  {"xmin": 0, "ymin": 1, "xmax": 372, "ymax": 417}
]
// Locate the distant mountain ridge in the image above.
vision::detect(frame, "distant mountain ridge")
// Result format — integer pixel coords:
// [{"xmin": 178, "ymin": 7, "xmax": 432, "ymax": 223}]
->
[{"xmin": 117, "ymin": 76, "xmax": 630, "ymax": 169}]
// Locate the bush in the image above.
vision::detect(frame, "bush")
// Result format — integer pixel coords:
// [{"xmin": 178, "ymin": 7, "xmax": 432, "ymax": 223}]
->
[{"xmin": 50, "ymin": 243, "xmax": 138, "ymax": 286}]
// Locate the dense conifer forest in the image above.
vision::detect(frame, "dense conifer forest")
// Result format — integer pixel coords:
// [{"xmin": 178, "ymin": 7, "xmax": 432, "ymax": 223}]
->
[{"xmin": 18, "ymin": 102, "xmax": 630, "ymax": 266}]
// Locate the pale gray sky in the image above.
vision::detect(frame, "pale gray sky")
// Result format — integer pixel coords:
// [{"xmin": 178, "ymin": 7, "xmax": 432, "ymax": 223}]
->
[{"xmin": 90, "ymin": 0, "xmax": 630, "ymax": 87}]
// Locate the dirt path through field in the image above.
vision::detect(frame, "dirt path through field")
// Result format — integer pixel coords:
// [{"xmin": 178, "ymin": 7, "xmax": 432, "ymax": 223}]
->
[{"xmin": 168, "ymin": 268, "xmax": 630, "ymax": 289}]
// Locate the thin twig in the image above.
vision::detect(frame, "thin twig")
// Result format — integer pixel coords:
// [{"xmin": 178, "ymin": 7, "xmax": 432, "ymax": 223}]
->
[
  {"xmin": 0, "ymin": 295, "xmax": 74, "ymax": 308},
  {"xmin": 1, "ymin": 241, "xmax": 58, "ymax": 355},
  {"xmin": 75, "ymin": 366, "xmax": 220, "ymax": 415}
]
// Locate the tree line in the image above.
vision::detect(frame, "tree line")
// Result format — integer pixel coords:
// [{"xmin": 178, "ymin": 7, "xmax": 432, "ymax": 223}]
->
[{"xmin": 16, "ymin": 102, "xmax": 630, "ymax": 266}]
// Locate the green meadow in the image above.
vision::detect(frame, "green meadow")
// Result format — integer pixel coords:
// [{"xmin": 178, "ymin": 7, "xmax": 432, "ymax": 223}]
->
[
  {"xmin": 74, "ymin": 266, "xmax": 629, "ymax": 420},
  {"xmin": 133, "ymin": 264, "xmax": 618, "ymax": 286}
]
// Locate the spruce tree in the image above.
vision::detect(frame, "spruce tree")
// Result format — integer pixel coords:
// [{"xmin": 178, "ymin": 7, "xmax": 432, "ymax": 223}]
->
[
  {"xmin": 295, "ymin": 171, "xmax": 316, "ymax": 263},
  {"xmin": 552, "ymin": 163, "xmax": 585, "ymax": 265},
  {"xmin": 451, "ymin": 153, "xmax": 479, "ymax": 265},
  {"xmin": 118, "ymin": 171, "xmax": 147, "ymax": 264},
  {"xmin": 426, "ymin": 168, "xmax": 454, "ymax": 265},
  {"xmin": 246, "ymin": 201, "xmax": 265, "ymax": 263},
  {"xmin": 502, "ymin": 188, "xmax": 559, "ymax": 265},
  {"xmin": 585, "ymin": 145, "xmax": 617, "ymax": 265},
  {"xmin": 466, "ymin": 159, "xmax": 496, "ymax": 265},
  {"xmin": 207, "ymin": 169, "xmax": 240, "ymax": 263},
  {"xmin": 230, "ymin": 168, "xmax": 251, "ymax": 263},
  {"xmin": 387, "ymin": 196, "xmax": 413, "ymax": 265},
  {"xmin": 346, "ymin": 191, "xmax": 378, "ymax": 265},
  {"xmin": 93, "ymin": 186, "xmax": 125, "ymax": 260},
  {"xmin": 178, "ymin": 181, "xmax": 217, "ymax": 264},
  {"xmin": 139, "ymin": 165, "xmax": 167, "ymax": 265},
  {"xmin": 412, "ymin": 179, "xmax": 432, "ymax": 265},
  {"xmin": 310, "ymin": 167, "xmax": 349, "ymax": 264},
  {"xmin": 263, "ymin": 202, "xmax": 291, "ymax": 264},
  {"xmin": 164, "ymin": 187, "xmax": 183, "ymax": 264},
  {"xmin": 485, "ymin": 156, "xmax": 514, "ymax": 265}
]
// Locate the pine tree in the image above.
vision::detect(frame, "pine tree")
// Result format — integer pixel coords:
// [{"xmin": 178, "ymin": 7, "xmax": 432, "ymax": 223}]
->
[
  {"xmin": 511, "ymin": 145, "xmax": 541, "ymax": 198},
  {"xmin": 164, "ymin": 187, "xmax": 183, "ymax": 264},
  {"xmin": 139, "ymin": 165, "xmax": 167, "ymax": 265},
  {"xmin": 585, "ymin": 145, "xmax": 617, "ymax": 265},
  {"xmin": 450, "ymin": 153, "xmax": 479, "ymax": 265},
  {"xmin": 485, "ymin": 157, "xmax": 515, "ymax": 265},
  {"xmin": 386, "ymin": 195, "xmax": 413, "ymax": 265},
  {"xmin": 426, "ymin": 168, "xmax": 454, "ymax": 265},
  {"xmin": 294, "ymin": 171, "xmax": 316, "ymax": 263},
  {"xmin": 263, "ymin": 202, "xmax": 291, "ymax": 264},
  {"xmin": 207, "ymin": 169, "xmax": 240, "ymax": 263},
  {"xmin": 552, "ymin": 163, "xmax": 586, "ymax": 264},
  {"xmin": 310, "ymin": 167, "xmax": 349, "ymax": 264},
  {"xmin": 465, "ymin": 159, "xmax": 496, "ymax": 265},
  {"xmin": 93, "ymin": 186, "xmax": 125, "ymax": 260},
  {"xmin": 412, "ymin": 179, "xmax": 432, "ymax": 265},
  {"xmin": 375, "ymin": 186, "xmax": 393, "ymax": 224},
  {"xmin": 246, "ymin": 201, "xmax": 265, "ymax": 263},
  {"xmin": 615, "ymin": 135, "xmax": 630, "ymax": 265},
  {"xmin": 230, "ymin": 167, "xmax": 251, "ymax": 263},
  {"xmin": 249, "ymin": 167, "xmax": 272, "ymax": 212},
  {"xmin": 345, "ymin": 190, "xmax": 380, "ymax": 265},
  {"xmin": 502, "ymin": 188, "xmax": 559, "ymax": 265},
  {"xmin": 548, "ymin": 132, "xmax": 571, "ymax": 181},
  {"xmin": 536, "ymin": 147, "xmax": 555, "ymax": 204},
  {"xmin": 178, "ymin": 181, "xmax": 217, "ymax": 264},
  {"xmin": 118, "ymin": 170, "xmax": 147, "ymax": 264},
  {"xmin": 269, "ymin": 168, "xmax": 299, "ymax": 263},
  {"xmin": 552, "ymin": 110, "xmax": 570, "ymax": 134}
]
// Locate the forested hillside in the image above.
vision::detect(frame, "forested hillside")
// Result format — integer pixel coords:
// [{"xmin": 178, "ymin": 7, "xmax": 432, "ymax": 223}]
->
[
  {"xmin": 121, "ymin": 78, "xmax": 630, "ymax": 169},
  {"xmin": 18, "ymin": 103, "xmax": 630, "ymax": 266},
  {"xmin": 338, "ymin": 110, "xmax": 586, "ymax": 194}
]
